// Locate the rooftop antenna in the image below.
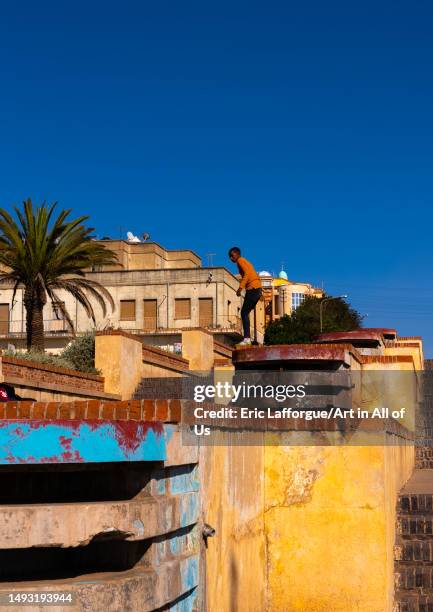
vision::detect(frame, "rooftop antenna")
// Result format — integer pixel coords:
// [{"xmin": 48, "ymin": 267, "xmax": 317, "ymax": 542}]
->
[
  {"xmin": 206, "ymin": 253, "xmax": 216, "ymax": 266},
  {"xmin": 142, "ymin": 232, "xmax": 151, "ymax": 241}
]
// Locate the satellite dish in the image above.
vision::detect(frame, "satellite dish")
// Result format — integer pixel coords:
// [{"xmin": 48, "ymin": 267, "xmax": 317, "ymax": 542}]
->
[
  {"xmin": 126, "ymin": 231, "xmax": 141, "ymax": 243},
  {"xmin": 142, "ymin": 232, "xmax": 150, "ymax": 241}
]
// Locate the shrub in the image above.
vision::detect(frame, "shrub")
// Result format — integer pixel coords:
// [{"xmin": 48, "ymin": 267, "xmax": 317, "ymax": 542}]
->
[
  {"xmin": 2, "ymin": 333, "xmax": 100, "ymax": 374},
  {"xmin": 60, "ymin": 333, "xmax": 100, "ymax": 374},
  {"xmin": 2, "ymin": 349, "xmax": 75, "ymax": 370}
]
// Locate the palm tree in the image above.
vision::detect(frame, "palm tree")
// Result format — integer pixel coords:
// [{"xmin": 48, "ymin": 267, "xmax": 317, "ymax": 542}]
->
[{"xmin": 0, "ymin": 199, "xmax": 117, "ymax": 351}]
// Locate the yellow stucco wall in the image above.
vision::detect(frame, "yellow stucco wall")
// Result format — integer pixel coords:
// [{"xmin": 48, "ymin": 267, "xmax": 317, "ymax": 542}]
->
[
  {"xmin": 202, "ymin": 434, "xmax": 413, "ymax": 612},
  {"xmin": 263, "ymin": 440, "xmax": 414, "ymax": 612},
  {"xmin": 95, "ymin": 333, "xmax": 144, "ymax": 399},
  {"xmin": 203, "ymin": 345, "xmax": 417, "ymax": 611},
  {"xmin": 182, "ymin": 329, "xmax": 215, "ymax": 371},
  {"xmin": 200, "ymin": 439, "xmax": 266, "ymax": 612}
]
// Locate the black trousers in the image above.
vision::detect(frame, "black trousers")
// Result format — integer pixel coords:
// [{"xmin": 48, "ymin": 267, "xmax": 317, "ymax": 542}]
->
[{"xmin": 241, "ymin": 288, "xmax": 262, "ymax": 338}]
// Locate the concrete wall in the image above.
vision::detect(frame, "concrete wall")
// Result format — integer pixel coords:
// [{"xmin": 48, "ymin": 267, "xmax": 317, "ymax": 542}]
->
[
  {"xmin": 203, "ymin": 338, "xmax": 418, "ymax": 611},
  {"xmin": 263, "ymin": 439, "xmax": 413, "ymax": 612},
  {"xmin": 0, "ymin": 399, "xmax": 200, "ymax": 611},
  {"xmin": 182, "ymin": 329, "xmax": 215, "ymax": 372},
  {"xmin": 0, "ymin": 356, "xmax": 118, "ymax": 402},
  {"xmin": 92, "ymin": 239, "xmax": 202, "ymax": 271},
  {"xmin": 199, "ymin": 427, "xmax": 413, "ymax": 612},
  {"xmin": 200, "ymin": 439, "xmax": 266, "ymax": 612},
  {"xmin": 95, "ymin": 331, "xmax": 144, "ymax": 400},
  {"xmin": 95, "ymin": 331, "xmax": 190, "ymax": 400}
]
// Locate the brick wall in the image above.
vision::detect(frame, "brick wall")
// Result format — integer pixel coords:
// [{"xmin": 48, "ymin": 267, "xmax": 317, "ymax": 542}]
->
[
  {"xmin": 134, "ymin": 373, "xmax": 210, "ymax": 400},
  {"xmin": 0, "ymin": 398, "xmax": 181, "ymax": 422},
  {"xmin": 142, "ymin": 344, "xmax": 189, "ymax": 373},
  {"xmin": 213, "ymin": 339, "xmax": 233, "ymax": 359},
  {"xmin": 1, "ymin": 356, "xmax": 105, "ymax": 393}
]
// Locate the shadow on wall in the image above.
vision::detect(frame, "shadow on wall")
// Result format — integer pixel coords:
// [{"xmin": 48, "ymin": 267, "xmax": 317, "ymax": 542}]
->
[{"xmin": 230, "ymin": 553, "xmax": 239, "ymax": 612}]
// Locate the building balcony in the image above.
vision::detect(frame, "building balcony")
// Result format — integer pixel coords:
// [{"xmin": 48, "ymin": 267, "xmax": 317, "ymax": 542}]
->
[
  {"xmin": 0, "ymin": 319, "xmax": 73, "ymax": 339},
  {"xmin": 119, "ymin": 315, "xmax": 243, "ymax": 337}
]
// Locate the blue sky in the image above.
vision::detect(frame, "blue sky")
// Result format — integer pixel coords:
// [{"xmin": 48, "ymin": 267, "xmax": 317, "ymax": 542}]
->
[{"xmin": 0, "ymin": 1, "xmax": 432, "ymax": 354}]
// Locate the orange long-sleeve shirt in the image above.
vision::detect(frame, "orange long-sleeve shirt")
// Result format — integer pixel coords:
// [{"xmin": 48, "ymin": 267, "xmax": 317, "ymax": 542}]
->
[{"xmin": 237, "ymin": 257, "xmax": 262, "ymax": 290}]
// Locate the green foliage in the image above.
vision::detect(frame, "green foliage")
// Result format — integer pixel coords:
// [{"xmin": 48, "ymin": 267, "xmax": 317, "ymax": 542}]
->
[
  {"xmin": 3, "ymin": 333, "xmax": 100, "ymax": 374},
  {"xmin": 60, "ymin": 333, "xmax": 100, "ymax": 374},
  {"xmin": 0, "ymin": 199, "xmax": 117, "ymax": 350},
  {"xmin": 2, "ymin": 349, "xmax": 75, "ymax": 370},
  {"xmin": 264, "ymin": 295, "xmax": 363, "ymax": 345}
]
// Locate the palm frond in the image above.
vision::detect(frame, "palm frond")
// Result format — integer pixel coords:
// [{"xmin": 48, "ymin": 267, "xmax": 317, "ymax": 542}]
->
[{"xmin": 0, "ymin": 199, "xmax": 118, "ymax": 345}]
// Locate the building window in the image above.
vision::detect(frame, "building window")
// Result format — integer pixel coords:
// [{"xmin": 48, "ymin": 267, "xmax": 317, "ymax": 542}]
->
[
  {"xmin": 199, "ymin": 298, "xmax": 213, "ymax": 327},
  {"xmin": 0, "ymin": 304, "xmax": 9, "ymax": 335},
  {"xmin": 174, "ymin": 298, "xmax": 191, "ymax": 319},
  {"xmin": 120, "ymin": 300, "xmax": 136, "ymax": 321},
  {"xmin": 143, "ymin": 299, "xmax": 157, "ymax": 330},
  {"xmin": 51, "ymin": 301, "xmax": 66, "ymax": 320},
  {"xmin": 292, "ymin": 292, "xmax": 305, "ymax": 310},
  {"xmin": 51, "ymin": 301, "xmax": 67, "ymax": 331}
]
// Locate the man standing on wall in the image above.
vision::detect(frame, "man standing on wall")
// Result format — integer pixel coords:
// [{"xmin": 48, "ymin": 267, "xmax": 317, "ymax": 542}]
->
[{"xmin": 228, "ymin": 247, "xmax": 262, "ymax": 346}]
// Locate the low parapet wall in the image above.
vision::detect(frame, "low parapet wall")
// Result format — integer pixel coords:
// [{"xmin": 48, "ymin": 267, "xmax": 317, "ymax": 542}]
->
[
  {"xmin": 199, "ymin": 417, "xmax": 414, "ymax": 612},
  {"xmin": 142, "ymin": 343, "xmax": 189, "ymax": 376},
  {"xmin": 0, "ymin": 356, "xmax": 117, "ymax": 401},
  {"xmin": 0, "ymin": 398, "xmax": 181, "ymax": 425},
  {"xmin": 96, "ymin": 330, "xmax": 190, "ymax": 400}
]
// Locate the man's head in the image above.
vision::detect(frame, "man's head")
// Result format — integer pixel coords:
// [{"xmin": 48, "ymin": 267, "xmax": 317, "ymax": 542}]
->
[{"xmin": 228, "ymin": 246, "xmax": 241, "ymax": 262}]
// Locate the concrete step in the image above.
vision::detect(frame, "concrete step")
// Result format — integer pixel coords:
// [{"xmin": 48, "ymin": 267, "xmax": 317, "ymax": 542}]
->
[
  {"xmin": 395, "ymin": 566, "xmax": 433, "ymax": 590},
  {"xmin": 416, "ymin": 460, "xmax": 433, "ymax": 470},
  {"xmin": 0, "ymin": 554, "xmax": 199, "ymax": 612},
  {"xmin": 394, "ymin": 470, "xmax": 433, "ymax": 610},
  {"xmin": 0, "ymin": 492, "xmax": 199, "ymax": 548},
  {"xmin": 395, "ymin": 540, "xmax": 433, "ymax": 561},
  {"xmin": 394, "ymin": 593, "xmax": 433, "ymax": 612},
  {"xmin": 399, "ymin": 470, "xmax": 433, "ymax": 496},
  {"xmin": 398, "ymin": 498, "xmax": 433, "ymax": 515},
  {"xmin": 397, "ymin": 515, "xmax": 433, "ymax": 537}
]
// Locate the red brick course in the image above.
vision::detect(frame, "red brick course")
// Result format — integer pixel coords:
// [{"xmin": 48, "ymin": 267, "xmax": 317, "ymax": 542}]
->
[
  {"xmin": 1, "ymin": 356, "xmax": 104, "ymax": 393},
  {"xmin": 95, "ymin": 329, "xmax": 189, "ymax": 372},
  {"xmin": 213, "ymin": 339, "xmax": 233, "ymax": 358},
  {"xmin": 142, "ymin": 344, "xmax": 189, "ymax": 372},
  {"xmin": 360, "ymin": 355, "xmax": 414, "ymax": 364},
  {"xmin": 214, "ymin": 358, "xmax": 232, "ymax": 367},
  {"xmin": 385, "ymin": 342, "xmax": 421, "ymax": 348},
  {"xmin": 0, "ymin": 399, "xmax": 182, "ymax": 423}
]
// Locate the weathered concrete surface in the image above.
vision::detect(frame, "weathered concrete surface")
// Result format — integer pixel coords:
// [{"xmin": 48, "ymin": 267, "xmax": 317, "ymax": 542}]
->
[
  {"xmin": 203, "ymin": 332, "xmax": 419, "ymax": 612},
  {"xmin": 165, "ymin": 429, "xmax": 199, "ymax": 467},
  {"xmin": 0, "ymin": 555, "xmax": 199, "ymax": 612},
  {"xmin": 182, "ymin": 329, "xmax": 214, "ymax": 372},
  {"xmin": 200, "ymin": 433, "xmax": 413, "ymax": 612},
  {"xmin": 263, "ymin": 440, "xmax": 413, "ymax": 612},
  {"xmin": 200, "ymin": 438, "xmax": 266, "ymax": 612},
  {"xmin": 95, "ymin": 332, "xmax": 144, "ymax": 399},
  {"xmin": 0, "ymin": 404, "xmax": 201, "ymax": 610},
  {"xmin": 0, "ymin": 492, "xmax": 199, "ymax": 549},
  {"xmin": 233, "ymin": 343, "xmax": 359, "ymax": 368},
  {"xmin": 0, "ymin": 420, "xmax": 166, "ymax": 464}
]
